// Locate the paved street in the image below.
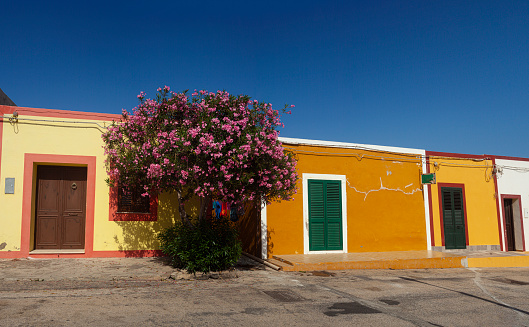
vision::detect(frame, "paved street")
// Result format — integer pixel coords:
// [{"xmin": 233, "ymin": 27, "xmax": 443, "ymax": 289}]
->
[{"xmin": 1, "ymin": 257, "xmax": 529, "ymax": 326}]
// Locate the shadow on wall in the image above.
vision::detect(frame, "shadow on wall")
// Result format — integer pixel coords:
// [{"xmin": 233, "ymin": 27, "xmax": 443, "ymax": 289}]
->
[
  {"xmin": 236, "ymin": 202, "xmax": 262, "ymax": 257},
  {"xmin": 267, "ymin": 228, "xmax": 274, "ymax": 257},
  {"xmin": 113, "ymin": 193, "xmax": 271, "ymax": 258},
  {"xmin": 113, "ymin": 192, "xmax": 196, "ymax": 257},
  {"xmin": 234, "ymin": 202, "xmax": 276, "ymax": 258}
]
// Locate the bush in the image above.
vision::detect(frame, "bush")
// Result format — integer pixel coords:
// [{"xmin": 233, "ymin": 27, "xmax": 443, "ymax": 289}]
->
[{"xmin": 158, "ymin": 218, "xmax": 242, "ymax": 274}]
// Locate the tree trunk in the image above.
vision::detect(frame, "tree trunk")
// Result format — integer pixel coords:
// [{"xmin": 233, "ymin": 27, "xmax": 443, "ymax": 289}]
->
[
  {"xmin": 176, "ymin": 191, "xmax": 193, "ymax": 228},
  {"xmin": 198, "ymin": 195, "xmax": 210, "ymax": 222}
]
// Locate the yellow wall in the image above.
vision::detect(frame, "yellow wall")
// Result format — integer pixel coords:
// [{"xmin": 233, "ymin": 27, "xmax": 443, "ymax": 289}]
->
[
  {"xmin": 428, "ymin": 157, "xmax": 499, "ymax": 247},
  {"xmin": 266, "ymin": 144, "xmax": 427, "ymax": 256},
  {"xmin": 0, "ymin": 114, "xmax": 178, "ymax": 253}
]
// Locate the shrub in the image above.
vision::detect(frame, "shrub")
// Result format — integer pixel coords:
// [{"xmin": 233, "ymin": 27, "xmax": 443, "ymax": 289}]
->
[{"xmin": 158, "ymin": 218, "xmax": 242, "ymax": 274}]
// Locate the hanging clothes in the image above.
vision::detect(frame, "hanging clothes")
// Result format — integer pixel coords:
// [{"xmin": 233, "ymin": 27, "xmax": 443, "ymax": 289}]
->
[
  {"xmin": 221, "ymin": 202, "xmax": 228, "ymax": 217},
  {"xmin": 213, "ymin": 200, "xmax": 222, "ymax": 219}
]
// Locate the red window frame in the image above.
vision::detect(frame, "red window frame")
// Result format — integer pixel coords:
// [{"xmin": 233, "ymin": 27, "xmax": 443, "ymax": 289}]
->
[{"xmin": 109, "ymin": 186, "xmax": 158, "ymax": 221}]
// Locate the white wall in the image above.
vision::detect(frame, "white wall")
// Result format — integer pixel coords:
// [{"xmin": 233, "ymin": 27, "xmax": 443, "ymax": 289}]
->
[{"xmin": 495, "ymin": 159, "xmax": 529, "ymax": 251}]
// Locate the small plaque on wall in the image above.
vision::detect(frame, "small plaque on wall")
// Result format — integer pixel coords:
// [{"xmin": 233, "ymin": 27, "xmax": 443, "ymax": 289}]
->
[
  {"xmin": 5, "ymin": 178, "xmax": 14, "ymax": 194},
  {"xmin": 421, "ymin": 173, "xmax": 436, "ymax": 184}
]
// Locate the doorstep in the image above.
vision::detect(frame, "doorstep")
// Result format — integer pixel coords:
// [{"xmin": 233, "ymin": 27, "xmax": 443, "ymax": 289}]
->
[
  {"xmin": 30, "ymin": 249, "xmax": 85, "ymax": 255},
  {"xmin": 270, "ymin": 250, "xmax": 466, "ymax": 271},
  {"xmin": 269, "ymin": 250, "xmax": 529, "ymax": 271}
]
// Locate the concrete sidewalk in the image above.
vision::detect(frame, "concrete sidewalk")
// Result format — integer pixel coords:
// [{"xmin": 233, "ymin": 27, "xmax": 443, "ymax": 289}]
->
[
  {"xmin": 2, "ymin": 250, "xmax": 529, "ymax": 283},
  {"xmin": 270, "ymin": 250, "xmax": 529, "ymax": 271},
  {"xmin": 0, "ymin": 256, "xmax": 268, "ymax": 282},
  {"xmin": 0, "ymin": 257, "xmax": 177, "ymax": 282}
]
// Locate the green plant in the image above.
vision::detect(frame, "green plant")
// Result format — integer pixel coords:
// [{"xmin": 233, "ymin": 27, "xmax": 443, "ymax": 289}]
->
[{"xmin": 158, "ymin": 217, "xmax": 242, "ymax": 274}]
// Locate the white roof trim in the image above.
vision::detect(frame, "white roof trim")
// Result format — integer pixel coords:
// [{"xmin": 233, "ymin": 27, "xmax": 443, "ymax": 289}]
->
[{"xmin": 278, "ymin": 137, "xmax": 425, "ymax": 156}]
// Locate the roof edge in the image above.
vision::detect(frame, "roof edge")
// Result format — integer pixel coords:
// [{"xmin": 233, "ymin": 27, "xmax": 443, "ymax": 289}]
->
[{"xmin": 278, "ymin": 136, "xmax": 425, "ymax": 155}]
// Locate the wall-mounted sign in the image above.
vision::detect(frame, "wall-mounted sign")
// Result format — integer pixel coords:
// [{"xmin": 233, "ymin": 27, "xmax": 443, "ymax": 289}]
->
[{"xmin": 421, "ymin": 173, "xmax": 436, "ymax": 184}]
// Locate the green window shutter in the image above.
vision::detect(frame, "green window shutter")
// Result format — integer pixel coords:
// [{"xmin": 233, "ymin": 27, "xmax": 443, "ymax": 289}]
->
[
  {"xmin": 441, "ymin": 187, "xmax": 466, "ymax": 249},
  {"xmin": 309, "ymin": 180, "xmax": 326, "ymax": 251},
  {"xmin": 325, "ymin": 181, "xmax": 343, "ymax": 250},
  {"xmin": 308, "ymin": 179, "xmax": 343, "ymax": 251}
]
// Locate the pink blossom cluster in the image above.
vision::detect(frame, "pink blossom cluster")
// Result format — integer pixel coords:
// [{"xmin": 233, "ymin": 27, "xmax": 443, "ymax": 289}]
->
[{"xmin": 102, "ymin": 88, "xmax": 298, "ymax": 207}]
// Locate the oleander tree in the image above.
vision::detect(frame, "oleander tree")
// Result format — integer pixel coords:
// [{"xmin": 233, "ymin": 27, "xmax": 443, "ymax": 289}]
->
[{"xmin": 102, "ymin": 87, "xmax": 298, "ymax": 227}]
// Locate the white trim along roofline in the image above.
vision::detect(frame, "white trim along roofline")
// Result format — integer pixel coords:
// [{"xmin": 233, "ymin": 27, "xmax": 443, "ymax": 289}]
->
[{"xmin": 278, "ymin": 136, "xmax": 425, "ymax": 156}]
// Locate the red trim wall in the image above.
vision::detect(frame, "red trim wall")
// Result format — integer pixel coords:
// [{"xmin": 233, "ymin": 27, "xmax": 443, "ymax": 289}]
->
[
  {"xmin": 0, "ymin": 105, "xmax": 120, "ymax": 121},
  {"xmin": 27, "ymin": 250, "xmax": 164, "ymax": 259},
  {"xmin": 489, "ymin": 155, "xmax": 529, "ymax": 162},
  {"xmin": 109, "ymin": 187, "xmax": 158, "ymax": 221},
  {"xmin": 0, "ymin": 104, "xmax": 119, "ymax": 182},
  {"xmin": 19, "ymin": 154, "xmax": 97, "ymax": 257},
  {"xmin": 1, "ymin": 250, "xmax": 164, "ymax": 259},
  {"xmin": 437, "ymin": 183, "xmax": 470, "ymax": 247},
  {"xmin": 0, "ymin": 106, "xmax": 5, "ymax": 181},
  {"xmin": 500, "ymin": 194, "xmax": 526, "ymax": 252}
]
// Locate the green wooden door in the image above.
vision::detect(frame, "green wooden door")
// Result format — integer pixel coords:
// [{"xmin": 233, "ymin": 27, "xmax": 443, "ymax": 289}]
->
[
  {"xmin": 441, "ymin": 187, "xmax": 467, "ymax": 249},
  {"xmin": 308, "ymin": 180, "xmax": 343, "ymax": 251}
]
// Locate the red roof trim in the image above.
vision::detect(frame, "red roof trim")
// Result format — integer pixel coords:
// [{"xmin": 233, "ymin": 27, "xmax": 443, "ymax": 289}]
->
[
  {"xmin": 0, "ymin": 105, "xmax": 121, "ymax": 121},
  {"xmin": 489, "ymin": 155, "xmax": 529, "ymax": 162}
]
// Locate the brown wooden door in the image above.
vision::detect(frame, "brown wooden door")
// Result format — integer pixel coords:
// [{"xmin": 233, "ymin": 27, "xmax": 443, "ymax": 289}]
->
[
  {"xmin": 504, "ymin": 198, "xmax": 515, "ymax": 251},
  {"xmin": 35, "ymin": 166, "xmax": 87, "ymax": 250}
]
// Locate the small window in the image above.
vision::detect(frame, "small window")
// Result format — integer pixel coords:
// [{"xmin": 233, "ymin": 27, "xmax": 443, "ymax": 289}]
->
[
  {"xmin": 117, "ymin": 187, "xmax": 150, "ymax": 213},
  {"xmin": 109, "ymin": 185, "xmax": 157, "ymax": 221}
]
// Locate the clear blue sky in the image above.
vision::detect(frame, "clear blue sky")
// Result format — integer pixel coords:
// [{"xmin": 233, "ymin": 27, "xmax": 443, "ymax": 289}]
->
[{"xmin": 2, "ymin": 1, "xmax": 528, "ymax": 157}]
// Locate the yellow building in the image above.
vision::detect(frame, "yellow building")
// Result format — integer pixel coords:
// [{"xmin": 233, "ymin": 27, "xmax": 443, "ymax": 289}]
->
[
  {"xmin": 12, "ymin": 103, "xmax": 512, "ymax": 262},
  {"xmin": 261, "ymin": 137, "xmax": 431, "ymax": 258},
  {"xmin": 0, "ymin": 105, "xmax": 178, "ymax": 258},
  {"xmin": 425, "ymin": 151, "xmax": 501, "ymax": 251},
  {"xmin": 0, "ymin": 106, "xmax": 434, "ymax": 259}
]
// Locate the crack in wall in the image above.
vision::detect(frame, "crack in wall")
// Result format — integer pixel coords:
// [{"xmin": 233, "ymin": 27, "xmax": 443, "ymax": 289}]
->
[{"xmin": 347, "ymin": 177, "xmax": 421, "ymax": 201}]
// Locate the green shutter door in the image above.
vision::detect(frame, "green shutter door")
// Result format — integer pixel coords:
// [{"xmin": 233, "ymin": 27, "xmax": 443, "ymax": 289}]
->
[
  {"xmin": 441, "ymin": 187, "xmax": 467, "ymax": 249},
  {"xmin": 308, "ymin": 180, "xmax": 343, "ymax": 251}
]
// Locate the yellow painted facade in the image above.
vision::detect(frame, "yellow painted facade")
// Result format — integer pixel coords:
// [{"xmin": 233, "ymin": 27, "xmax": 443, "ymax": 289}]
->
[
  {"xmin": 1, "ymin": 106, "xmax": 505, "ymax": 261},
  {"xmin": 266, "ymin": 141, "xmax": 428, "ymax": 256},
  {"xmin": 0, "ymin": 107, "xmax": 178, "ymax": 257},
  {"xmin": 427, "ymin": 155, "xmax": 500, "ymax": 249}
]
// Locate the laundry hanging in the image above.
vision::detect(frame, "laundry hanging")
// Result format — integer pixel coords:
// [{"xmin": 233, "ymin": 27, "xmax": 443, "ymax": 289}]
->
[{"xmin": 211, "ymin": 200, "xmax": 244, "ymax": 221}]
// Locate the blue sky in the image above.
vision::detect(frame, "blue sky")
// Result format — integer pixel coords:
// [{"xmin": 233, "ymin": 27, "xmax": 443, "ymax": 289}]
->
[{"xmin": 2, "ymin": 1, "xmax": 528, "ymax": 157}]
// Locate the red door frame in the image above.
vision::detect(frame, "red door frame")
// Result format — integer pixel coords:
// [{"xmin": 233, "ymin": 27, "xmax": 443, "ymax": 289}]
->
[
  {"xmin": 437, "ymin": 183, "xmax": 470, "ymax": 247},
  {"xmin": 21, "ymin": 153, "xmax": 96, "ymax": 257},
  {"xmin": 500, "ymin": 194, "xmax": 526, "ymax": 252}
]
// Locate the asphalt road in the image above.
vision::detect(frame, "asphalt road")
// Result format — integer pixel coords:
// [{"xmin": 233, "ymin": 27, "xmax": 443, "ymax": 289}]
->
[{"xmin": 1, "ymin": 258, "xmax": 529, "ymax": 326}]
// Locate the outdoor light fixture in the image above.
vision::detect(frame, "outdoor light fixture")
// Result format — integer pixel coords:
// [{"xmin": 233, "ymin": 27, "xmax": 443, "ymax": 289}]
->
[{"xmin": 9, "ymin": 111, "xmax": 18, "ymax": 123}]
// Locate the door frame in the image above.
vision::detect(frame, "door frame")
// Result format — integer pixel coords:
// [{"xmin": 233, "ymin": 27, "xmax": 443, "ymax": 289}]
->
[
  {"xmin": 437, "ymin": 183, "xmax": 469, "ymax": 248},
  {"xmin": 34, "ymin": 165, "xmax": 87, "ymax": 250},
  {"xmin": 21, "ymin": 153, "xmax": 96, "ymax": 256},
  {"xmin": 501, "ymin": 194, "xmax": 526, "ymax": 252},
  {"xmin": 302, "ymin": 173, "xmax": 347, "ymax": 254}
]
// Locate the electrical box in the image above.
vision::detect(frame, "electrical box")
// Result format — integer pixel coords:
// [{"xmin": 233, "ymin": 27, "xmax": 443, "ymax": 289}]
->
[
  {"xmin": 5, "ymin": 178, "xmax": 14, "ymax": 194},
  {"xmin": 524, "ymin": 208, "xmax": 529, "ymax": 219},
  {"xmin": 421, "ymin": 173, "xmax": 436, "ymax": 184}
]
